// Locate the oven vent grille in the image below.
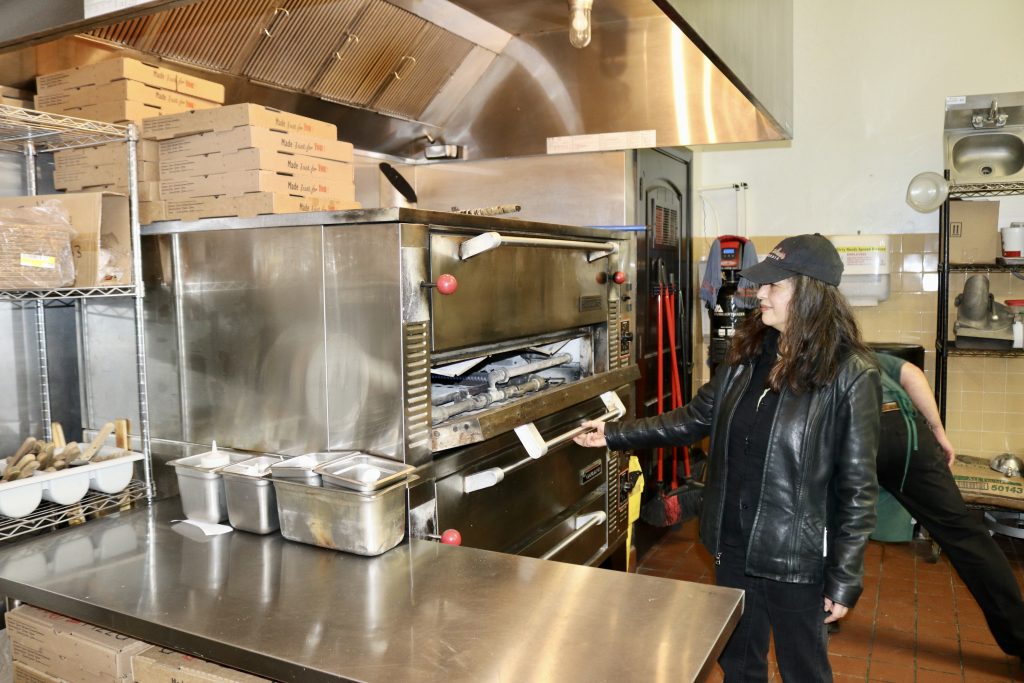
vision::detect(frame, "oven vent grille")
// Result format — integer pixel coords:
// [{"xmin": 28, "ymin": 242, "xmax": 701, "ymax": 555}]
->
[
  {"xmin": 403, "ymin": 321, "xmax": 431, "ymax": 456},
  {"xmin": 608, "ymin": 300, "xmax": 622, "ymax": 369}
]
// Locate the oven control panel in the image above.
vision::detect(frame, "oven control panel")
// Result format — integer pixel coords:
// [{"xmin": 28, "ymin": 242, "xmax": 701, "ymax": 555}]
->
[{"xmin": 619, "ymin": 320, "xmax": 633, "ymax": 360}]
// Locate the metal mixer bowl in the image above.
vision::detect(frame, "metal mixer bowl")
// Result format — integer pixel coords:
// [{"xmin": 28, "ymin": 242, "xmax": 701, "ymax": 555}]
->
[{"xmin": 990, "ymin": 453, "xmax": 1024, "ymax": 478}]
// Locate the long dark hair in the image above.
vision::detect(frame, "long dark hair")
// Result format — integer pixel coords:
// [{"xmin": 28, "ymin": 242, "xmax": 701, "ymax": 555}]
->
[{"xmin": 726, "ymin": 275, "xmax": 870, "ymax": 394}]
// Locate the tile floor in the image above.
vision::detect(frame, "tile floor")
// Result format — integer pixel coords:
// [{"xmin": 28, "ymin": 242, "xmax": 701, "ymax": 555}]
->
[{"xmin": 635, "ymin": 517, "xmax": 1024, "ymax": 682}]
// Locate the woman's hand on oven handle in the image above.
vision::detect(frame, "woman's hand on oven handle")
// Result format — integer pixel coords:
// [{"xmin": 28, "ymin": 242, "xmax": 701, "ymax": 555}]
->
[{"xmin": 573, "ymin": 420, "xmax": 608, "ymax": 448}]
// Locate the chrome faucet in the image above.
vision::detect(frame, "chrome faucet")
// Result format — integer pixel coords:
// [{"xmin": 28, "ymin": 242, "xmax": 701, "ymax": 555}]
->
[{"xmin": 972, "ymin": 98, "xmax": 1008, "ymax": 128}]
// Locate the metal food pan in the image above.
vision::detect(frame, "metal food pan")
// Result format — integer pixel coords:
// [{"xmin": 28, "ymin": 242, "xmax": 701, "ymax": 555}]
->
[
  {"xmin": 168, "ymin": 451, "xmax": 253, "ymax": 524},
  {"xmin": 313, "ymin": 453, "xmax": 415, "ymax": 492},
  {"xmin": 270, "ymin": 452, "xmax": 355, "ymax": 485},
  {"xmin": 221, "ymin": 456, "xmax": 284, "ymax": 535},
  {"xmin": 272, "ymin": 477, "xmax": 408, "ymax": 556}
]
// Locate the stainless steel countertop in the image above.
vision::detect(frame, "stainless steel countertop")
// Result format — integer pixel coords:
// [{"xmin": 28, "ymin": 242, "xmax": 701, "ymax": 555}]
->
[{"xmin": 0, "ymin": 502, "xmax": 742, "ymax": 682}]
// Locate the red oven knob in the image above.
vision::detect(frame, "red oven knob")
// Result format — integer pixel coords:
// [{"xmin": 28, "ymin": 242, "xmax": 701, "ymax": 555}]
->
[
  {"xmin": 440, "ymin": 529, "xmax": 462, "ymax": 546},
  {"xmin": 422, "ymin": 274, "xmax": 458, "ymax": 295},
  {"xmin": 436, "ymin": 274, "xmax": 458, "ymax": 295},
  {"xmin": 612, "ymin": 271, "xmax": 627, "ymax": 284}
]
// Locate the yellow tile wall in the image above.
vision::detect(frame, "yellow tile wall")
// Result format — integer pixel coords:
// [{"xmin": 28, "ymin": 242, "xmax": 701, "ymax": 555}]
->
[{"xmin": 691, "ymin": 233, "xmax": 1023, "ymax": 458}]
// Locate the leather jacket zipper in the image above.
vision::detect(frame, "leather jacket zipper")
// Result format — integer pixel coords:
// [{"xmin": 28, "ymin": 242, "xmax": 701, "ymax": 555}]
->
[{"xmin": 712, "ymin": 365, "xmax": 752, "ymax": 559}]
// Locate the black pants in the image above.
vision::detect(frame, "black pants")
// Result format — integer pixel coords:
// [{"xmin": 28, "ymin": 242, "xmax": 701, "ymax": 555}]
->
[
  {"xmin": 716, "ymin": 543, "xmax": 832, "ymax": 682},
  {"xmin": 878, "ymin": 411, "xmax": 1024, "ymax": 656}
]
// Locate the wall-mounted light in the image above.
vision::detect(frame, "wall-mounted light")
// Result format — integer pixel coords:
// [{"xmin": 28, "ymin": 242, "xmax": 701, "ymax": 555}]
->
[
  {"xmin": 568, "ymin": 0, "xmax": 593, "ymax": 49},
  {"xmin": 905, "ymin": 171, "xmax": 949, "ymax": 213}
]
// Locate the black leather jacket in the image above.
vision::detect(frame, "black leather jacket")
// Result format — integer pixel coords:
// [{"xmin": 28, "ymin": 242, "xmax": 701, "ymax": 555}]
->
[{"xmin": 607, "ymin": 350, "xmax": 880, "ymax": 607}]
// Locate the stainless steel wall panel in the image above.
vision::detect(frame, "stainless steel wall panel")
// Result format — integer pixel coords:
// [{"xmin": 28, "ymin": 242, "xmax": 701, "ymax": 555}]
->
[
  {"xmin": 408, "ymin": 152, "xmax": 631, "ymax": 227},
  {"xmin": 80, "ymin": 299, "xmax": 141, "ymax": 431},
  {"xmin": 321, "ymin": 223, "xmax": 407, "ymax": 459},
  {"xmin": 172, "ymin": 225, "xmax": 328, "ymax": 455},
  {"xmin": 427, "ymin": 232, "xmax": 608, "ymax": 353},
  {"xmin": 0, "ymin": 305, "xmax": 41, "ymax": 454}
]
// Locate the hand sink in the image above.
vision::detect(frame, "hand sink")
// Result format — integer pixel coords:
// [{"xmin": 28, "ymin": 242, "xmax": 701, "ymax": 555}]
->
[{"xmin": 946, "ymin": 131, "xmax": 1024, "ymax": 183}]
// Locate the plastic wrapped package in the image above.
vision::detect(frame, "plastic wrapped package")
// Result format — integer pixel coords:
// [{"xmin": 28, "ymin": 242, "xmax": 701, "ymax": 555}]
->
[{"xmin": 0, "ymin": 202, "xmax": 77, "ymax": 290}]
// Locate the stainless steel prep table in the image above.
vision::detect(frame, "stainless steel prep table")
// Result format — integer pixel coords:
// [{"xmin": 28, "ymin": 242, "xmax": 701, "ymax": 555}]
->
[{"xmin": 0, "ymin": 501, "xmax": 742, "ymax": 682}]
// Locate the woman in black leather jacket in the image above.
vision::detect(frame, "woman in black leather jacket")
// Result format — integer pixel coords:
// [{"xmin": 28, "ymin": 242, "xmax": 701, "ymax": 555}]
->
[{"xmin": 575, "ymin": 234, "xmax": 880, "ymax": 682}]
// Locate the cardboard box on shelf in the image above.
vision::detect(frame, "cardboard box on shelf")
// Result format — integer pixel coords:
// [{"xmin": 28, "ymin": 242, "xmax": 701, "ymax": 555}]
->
[
  {"xmin": 6, "ymin": 604, "xmax": 149, "ymax": 682},
  {"xmin": 1, "ymin": 85, "xmax": 33, "ymax": 109},
  {"xmin": 13, "ymin": 661, "xmax": 63, "ymax": 683},
  {"xmin": 174, "ymin": 73, "xmax": 225, "ymax": 104},
  {"xmin": 160, "ymin": 147, "xmax": 353, "ymax": 182},
  {"xmin": 140, "ymin": 193, "xmax": 360, "ymax": 223},
  {"xmin": 952, "ymin": 455, "xmax": 1024, "ymax": 509},
  {"xmin": 53, "ymin": 100, "xmax": 163, "ymax": 125},
  {"xmin": 0, "ymin": 193, "xmax": 131, "ymax": 286},
  {"xmin": 159, "ymin": 169, "xmax": 354, "ymax": 201},
  {"xmin": 143, "ymin": 103, "xmax": 337, "ymax": 141},
  {"xmin": 54, "ymin": 140, "xmax": 159, "ymax": 169},
  {"xmin": 36, "ymin": 80, "xmax": 219, "ymax": 115},
  {"xmin": 38, "ymin": 57, "xmax": 178, "ymax": 94},
  {"xmin": 158, "ymin": 126, "xmax": 354, "ymax": 162},
  {"xmin": 55, "ymin": 160, "xmax": 159, "ymax": 191},
  {"xmin": 949, "ymin": 199, "xmax": 1001, "ymax": 263},
  {"xmin": 132, "ymin": 646, "xmax": 270, "ymax": 683}
]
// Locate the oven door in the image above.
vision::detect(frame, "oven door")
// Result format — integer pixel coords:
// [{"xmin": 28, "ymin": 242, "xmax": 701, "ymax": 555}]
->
[
  {"xmin": 428, "ymin": 229, "xmax": 615, "ymax": 353},
  {"xmin": 432, "ymin": 391, "xmax": 624, "ymax": 558}
]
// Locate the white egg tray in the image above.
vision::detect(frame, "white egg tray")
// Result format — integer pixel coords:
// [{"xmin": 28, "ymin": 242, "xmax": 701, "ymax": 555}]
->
[{"xmin": 0, "ymin": 447, "xmax": 143, "ymax": 519}]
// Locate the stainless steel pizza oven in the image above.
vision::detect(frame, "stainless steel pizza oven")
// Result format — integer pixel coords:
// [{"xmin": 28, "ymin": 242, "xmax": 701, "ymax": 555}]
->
[{"xmin": 125, "ymin": 208, "xmax": 637, "ymax": 564}]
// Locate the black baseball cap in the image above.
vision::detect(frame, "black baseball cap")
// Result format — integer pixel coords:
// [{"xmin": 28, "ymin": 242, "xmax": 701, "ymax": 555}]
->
[{"xmin": 739, "ymin": 233, "xmax": 843, "ymax": 286}]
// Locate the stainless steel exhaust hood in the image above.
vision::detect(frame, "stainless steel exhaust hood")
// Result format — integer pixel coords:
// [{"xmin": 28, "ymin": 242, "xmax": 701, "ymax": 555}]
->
[{"xmin": 0, "ymin": 0, "xmax": 792, "ymax": 159}]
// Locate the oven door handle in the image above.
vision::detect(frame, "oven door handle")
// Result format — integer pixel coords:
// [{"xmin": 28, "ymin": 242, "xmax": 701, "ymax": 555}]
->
[
  {"xmin": 514, "ymin": 390, "xmax": 626, "ymax": 459},
  {"xmin": 459, "ymin": 231, "xmax": 618, "ymax": 262},
  {"xmin": 539, "ymin": 511, "xmax": 607, "ymax": 561},
  {"xmin": 462, "ymin": 391, "xmax": 625, "ymax": 494}
]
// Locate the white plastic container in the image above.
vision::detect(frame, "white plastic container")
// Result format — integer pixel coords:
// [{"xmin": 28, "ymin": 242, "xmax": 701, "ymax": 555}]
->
[{"xmin": 833, "ymin": 235, "xmax": 891, "ymax": 306}]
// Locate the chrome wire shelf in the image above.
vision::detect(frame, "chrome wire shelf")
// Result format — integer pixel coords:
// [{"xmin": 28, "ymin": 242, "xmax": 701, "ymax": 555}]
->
[
  {"xmin": 949, "ymin": 263, "xmax": 1024, "ymax": 273},
  {"xmin": 0, "ymin": 480, "xmax": 144, "ymax": 543},
  {"xmin": 949, "ymin": 182, "xmax": 1024, "ymax": 198},
  {"xmin": 0, "ymin": 284, "xmax": 138, "ymax": 302},
  {"xmin": 946, "ymin": 343, "xmax": 1024, "ymax": 358},
  {"xmin": 0, "ymin": 104, "xmax": 129, "ymax": 154}
]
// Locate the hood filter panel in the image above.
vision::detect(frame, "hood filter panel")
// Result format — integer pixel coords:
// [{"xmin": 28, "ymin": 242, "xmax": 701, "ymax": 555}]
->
[{"xmin": 243, "ymin": 0, "xmax": 371, "ymax": 91}]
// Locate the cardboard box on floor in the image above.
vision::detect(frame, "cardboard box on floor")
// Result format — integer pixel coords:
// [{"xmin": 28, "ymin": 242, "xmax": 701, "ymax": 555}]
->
[
  {"xmin": 159, "ymin": 147, "xmax": 353, "ymax": 182},
  {"xmin": 6, "ymin": 604, "xmax": 148, "ymax": 683},
  {"xmin": 143, "ymin": 103, "xmax": 337, "ymax": 141},
  {"xmin": 0, "ymin": 193, "xmax": 132, "ymax": 286},
  {"xmin": 159, "ymin": 126, "xmax": 354, "ymax": 162},
  {"xmin": 13, "ymin": 661, "xmax": 63, "ymax": 683},
  {"xmin": 37, "ymin": 57, "xmax": 225, "ymax": 103},
  {"xmin": 132, "ymin": 646, "xmax": 270, "ymax": 683},
  {"xmin": 951, "ymin": 455, "xmax": 1024, "ymax": 510},
  {"xmin": 949, "ymin": 199, "xmax": 1001, "ymax": 263}
]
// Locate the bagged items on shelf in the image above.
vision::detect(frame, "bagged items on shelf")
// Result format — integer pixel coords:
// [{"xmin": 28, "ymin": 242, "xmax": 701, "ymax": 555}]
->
[{"xmin": 0, "ymin": 202, "xmax": 76, "ymax": 290}]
